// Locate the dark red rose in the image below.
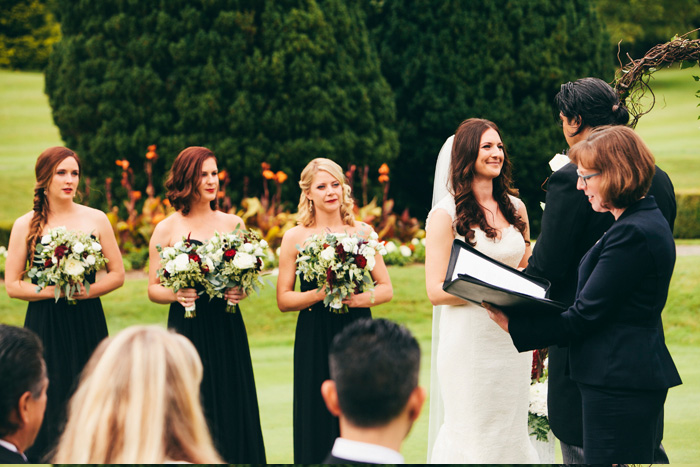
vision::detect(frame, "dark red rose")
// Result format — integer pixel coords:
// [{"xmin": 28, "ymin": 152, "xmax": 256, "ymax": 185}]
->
[
  {"xmin": 354, "ymin": 254, "xmax": 367, "ymax": 269},
  {"xmin": 188, "ymin": 253, "xmax": 200, "ymax": 263},
  {"xmin": 54, "ymin": 244, "xmax": 69, "ymax": 259},
  {"xmin": 201, "ymin": 265, "xmax": 210, "ymax": 273},
  {"xmin": 163, "ymin": 270, "xmax": 171, "ymax": 278},
  {"xmin": 326, "ymin": 267, "xmax": 335, "ymax": 287},
  {"xmin": 256, "ymin": 257, "xmax": 262, "ymax": 270},
  {"xmin": 82, "ymin": 252, "xmax": 88, "ymax": 258},
  {"xmin": 44, "ymin": 258, "xmax": 52, "ymax": 267},
  {"xmin": 354, "ymin": 284, "xmax": 361, "ymax": 294},
  {"xmin": 224, "ymin": 249, "xmax": 237, "ymax": 260},
  {"xmin": 335, "ymin": 244, "xmax": 346, "ymax": 261}
]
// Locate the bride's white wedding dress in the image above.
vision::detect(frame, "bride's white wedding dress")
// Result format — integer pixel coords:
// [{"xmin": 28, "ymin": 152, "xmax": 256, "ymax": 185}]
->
[{"xmin": 427, "ymin": 194, "xmax": 539, "ymax": 464}]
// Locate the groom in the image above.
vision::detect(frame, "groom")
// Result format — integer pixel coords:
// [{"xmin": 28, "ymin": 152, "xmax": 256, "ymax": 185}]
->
[{"xmin": 321, "ymin": 318, "xmax": 426, "ymax": 464}]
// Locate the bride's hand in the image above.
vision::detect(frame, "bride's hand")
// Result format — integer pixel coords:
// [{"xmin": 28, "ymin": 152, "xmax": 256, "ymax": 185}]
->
[{"xmin": 482, "ymin": 302, "xmax": 509, "ymax": 333}]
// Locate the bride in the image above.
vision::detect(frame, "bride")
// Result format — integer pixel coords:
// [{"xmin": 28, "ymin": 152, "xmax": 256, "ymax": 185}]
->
[{"xmin": 425, "ymin": 118, "xmax": 538, "ymax": 463}]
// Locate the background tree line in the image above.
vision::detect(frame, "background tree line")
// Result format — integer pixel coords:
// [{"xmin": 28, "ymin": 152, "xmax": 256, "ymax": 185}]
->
[{"xmin": 1, "ymin": 0, "xmax": 698, "ymax": 233}]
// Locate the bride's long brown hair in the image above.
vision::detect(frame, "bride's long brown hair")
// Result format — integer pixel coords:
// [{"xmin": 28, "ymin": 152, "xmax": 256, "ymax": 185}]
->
[{"xmin": 450, "ymin": 119, "xmax": 527, "ymax": 245}]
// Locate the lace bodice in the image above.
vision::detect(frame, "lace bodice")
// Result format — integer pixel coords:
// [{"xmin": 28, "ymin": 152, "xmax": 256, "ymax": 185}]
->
[{"xmin": 427, "ymin": 194, "xmax": 526, "ymax": 267}]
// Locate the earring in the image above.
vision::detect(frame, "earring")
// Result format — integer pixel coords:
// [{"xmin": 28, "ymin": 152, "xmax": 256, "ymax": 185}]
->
[{"xmin": 308, "ymin": 199, "xmax": 314, "ymax": 208}]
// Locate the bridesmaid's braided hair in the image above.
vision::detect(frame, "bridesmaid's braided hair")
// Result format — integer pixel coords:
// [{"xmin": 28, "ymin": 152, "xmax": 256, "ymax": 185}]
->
[
  {"xmin": 449, "ymin": 119, "xmax": 527, "ymax": 246},
  {"xmin": 27, "ymin": 147, "xmax": 82, "ymax": 264}
]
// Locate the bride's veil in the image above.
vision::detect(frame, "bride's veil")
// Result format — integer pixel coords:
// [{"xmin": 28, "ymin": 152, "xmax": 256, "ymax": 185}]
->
[{"xmin": 426, "ymin": 135, "xmax": 454, "ymax": 462}]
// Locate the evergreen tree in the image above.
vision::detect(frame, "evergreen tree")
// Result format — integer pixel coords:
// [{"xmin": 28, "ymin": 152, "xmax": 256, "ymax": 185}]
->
[
  {"xmin": 364, "ymin": 0, "xmax": 610, "ymax": 231},
  {"xmin": 0, "ymin": 0, "xmax": 60, "ymax": 70},
  {"xmin": 45, "ymin": 0, "xmax": 397, "ymax": 208}
]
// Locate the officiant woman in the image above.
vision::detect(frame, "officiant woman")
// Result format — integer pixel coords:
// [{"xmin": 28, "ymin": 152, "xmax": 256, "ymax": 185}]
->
[{"xmin": 484, "ymin": 125, "xmax": 681, "ymax": 464}]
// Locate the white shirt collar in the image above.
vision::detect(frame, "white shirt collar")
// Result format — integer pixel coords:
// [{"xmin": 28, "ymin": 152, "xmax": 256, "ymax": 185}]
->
[
  {"xmin": 0, "ymin": 438, "xmax": 27, "ymax": 461},
  {"xmin": 331, "ymin": 437, "xmax": 404, "ymax": 464}
]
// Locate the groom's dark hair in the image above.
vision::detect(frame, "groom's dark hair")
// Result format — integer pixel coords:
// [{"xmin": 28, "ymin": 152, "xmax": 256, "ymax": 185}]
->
[{"xmin": 328, "ymin": 318, "xmax": 420, "ymax": 427}]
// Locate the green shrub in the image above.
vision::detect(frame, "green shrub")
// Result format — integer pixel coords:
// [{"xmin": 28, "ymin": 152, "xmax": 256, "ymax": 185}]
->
[
  {"xmin": 45, "ymin": 0, "xmax": 398, "ymax": 210},
  {"xmin": 675, "ymin": 191, "xmax": 700, "ymax": 239},
  {"xmin": 0, "ymin": 0, "xmax": 60, "ymax": 70}
]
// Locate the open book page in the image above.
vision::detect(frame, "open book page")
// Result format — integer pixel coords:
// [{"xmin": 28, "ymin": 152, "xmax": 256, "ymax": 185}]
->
[{"xmin": 451, "ymin": 247, "xmax": 547, "ymax": 299}]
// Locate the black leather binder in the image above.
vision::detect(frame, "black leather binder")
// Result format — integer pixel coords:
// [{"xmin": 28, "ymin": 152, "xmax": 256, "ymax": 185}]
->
[{"xmin": 443, "ymin": 239, "xmax": 566, "ymax": 315}]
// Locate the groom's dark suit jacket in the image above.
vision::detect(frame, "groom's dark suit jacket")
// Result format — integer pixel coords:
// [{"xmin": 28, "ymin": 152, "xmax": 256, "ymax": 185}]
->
[
  {"xmin": 525, "ymin": 162, "xmax": 676, "ymax": 446},
  {"xmin": 0, "ymin": 444, "xmax": 27, "ymax": 463}
]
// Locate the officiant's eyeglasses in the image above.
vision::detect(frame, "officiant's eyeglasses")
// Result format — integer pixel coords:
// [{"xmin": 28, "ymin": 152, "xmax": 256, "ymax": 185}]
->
[{"xmin": 576, "ymin": 169, "xmax": 601, "ymax": 187}]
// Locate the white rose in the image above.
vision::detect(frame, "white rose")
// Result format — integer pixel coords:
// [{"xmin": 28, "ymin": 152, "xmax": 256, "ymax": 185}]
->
[
  {"xmin": 385, "ymin": 241, "xmax": 397, "ymax": 254},
  {"xmin": 260, "ymin": 239, "xmax": 268, "ymax": 248},
  {"xmin": 411, "ymin": 238, "xmax": 419, "ymax": 245},
  {"xmin": 399, "ymin": 245, "xmax": 412, "ymax": 257},
  {"xmin": 369, "ymin": 231, "xmax": 378, "ymax": 240},
  {"xmin": 86, "ymin": 254, "xmax": 96, "ymax": 265},
  {"xmin": 174, "ymin": 253, "xmax": 190, "ymax": 272},
  {"xmin": 204, "ymin": 256, "xmax": 214, "ymax": 272},
  {"xmin": 365, "ymin": 254, "xmax": 376, "ymax": 270},
  {"xmin": 73, "ymin": 242, "xmax": 85, "ymax": 254},
  {"xmin": 212, "ymin": 250, "xmax": 224, "ymax": 263},
  {"xmin": 91, "ymin": 241, "xmax": 102, "ymax": 252},
  {"xmin": 41, "ymin": 235, "xmax": 51, "ymax": 244},
  {"xmin": 64, "ymin": 257, "xmax": 85, "ymax": 277},
  {"xmin": 254, "ymin": 247, "xmax": 264, "ymax": 256},
  {"xmin": 549, "ymin": 153, "xmax": 570, "ymax": 172},
  {"xmin": 241, "ymin": 243, "xmax": 254, "ymax": 253},
  {"xmin": 362, "ymin": 246, "xmax": 376, "ymax": 259},
  {"xmin": 320, "ymin": 246, "xmax": 336, "ymax": 262},
  {"xmin": 165, "ymin": 260, "xmax": 176, "ymax": 274},
  {"xmin": 329, "ymin": 296, "xmax": 343, "ymax": 309},
  {"xmin": 529, "ymin": 382, "xmax": 548, "ymax": 417},
  {"xmin": 341, "ymin": 237, "xmax": 357, "ymax": 253},
  {"xmin": 174, "ymin": 241, "xmax": 184, "ymax": 250},
  {"xmin": 233, "ymin": 252, "xmax": 257, "ymax": 269}
]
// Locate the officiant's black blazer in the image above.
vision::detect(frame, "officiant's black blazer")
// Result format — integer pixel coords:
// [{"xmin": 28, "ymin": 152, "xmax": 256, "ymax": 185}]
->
[
  {"xmin": 525, "ymin": 162, "xmax": 676, "ymax": 446},
  {"xmin": 0, "ymin": 444, "xmax": 27, "ymax": 463}
]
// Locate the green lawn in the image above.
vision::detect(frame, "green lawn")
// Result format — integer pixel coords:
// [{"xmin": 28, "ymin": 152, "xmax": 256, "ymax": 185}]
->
[{"xmin": 2, "ymin": 262, "xmax": 699, "ymax": 463}]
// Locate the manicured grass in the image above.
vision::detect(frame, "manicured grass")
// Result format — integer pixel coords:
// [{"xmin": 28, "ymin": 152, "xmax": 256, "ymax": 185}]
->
[
  {"xmin": 0, "ymin": 70, "xmax": 62, "ymax": 224},
  {"xmin": 2, "ymin": 261, "xmax": 699, "ymax": 463}
]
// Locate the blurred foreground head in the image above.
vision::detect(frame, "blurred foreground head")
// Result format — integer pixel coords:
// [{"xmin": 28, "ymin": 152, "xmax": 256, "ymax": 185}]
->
[{"xmin": 53, "ymin": 325, "xmax": 221, "ymax": 463}]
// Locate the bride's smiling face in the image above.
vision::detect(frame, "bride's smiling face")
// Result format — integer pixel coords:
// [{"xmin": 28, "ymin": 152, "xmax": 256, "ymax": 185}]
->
[{"xmin": 474, "ymin": 128, "xmax": 504, "ymax": 180}]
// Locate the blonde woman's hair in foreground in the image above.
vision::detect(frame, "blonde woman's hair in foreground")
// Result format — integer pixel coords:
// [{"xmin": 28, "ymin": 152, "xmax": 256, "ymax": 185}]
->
[
  {"xmin": 296, "ymin": 157, "xmax": 355, "ymax": 227},
  {"xmin": 53, "ymin": 325, "xmax": 221, "ymax": 463}
]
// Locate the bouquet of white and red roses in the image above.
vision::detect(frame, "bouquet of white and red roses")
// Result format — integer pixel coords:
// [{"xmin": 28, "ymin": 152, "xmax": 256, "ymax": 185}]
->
[
  {"xmin": 27, "ymin": 226, "xmax": 108, "ymax": 304},
  {"xmin": 295, "ymin": 230, "xmax": 387, "ymax": 313},
  {"xmin": 201, "ymin": 228, "xmax": 270, "ymax": 312},
  {"xmin": 156, "ymin": 234, "xmax": 212, "ymax": 318}
]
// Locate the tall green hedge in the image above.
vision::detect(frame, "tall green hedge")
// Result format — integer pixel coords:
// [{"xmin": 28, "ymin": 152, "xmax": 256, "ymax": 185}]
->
[
  {"xmin": 0, "ymin": 0, "xmax": 60, "ymax": 70},
  {"xmin": 45, "ymin": 0, "xmax": 397, "ymax": 208},
  {"xmin": 363, "ymin": 0, "xmax": 611, "ymax": 231}
]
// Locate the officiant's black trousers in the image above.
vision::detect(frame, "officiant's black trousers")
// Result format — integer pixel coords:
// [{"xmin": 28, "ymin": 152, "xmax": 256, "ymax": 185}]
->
[{"xmin": 578, "ymin": 382, "xmax": 667, "ymax": 464}]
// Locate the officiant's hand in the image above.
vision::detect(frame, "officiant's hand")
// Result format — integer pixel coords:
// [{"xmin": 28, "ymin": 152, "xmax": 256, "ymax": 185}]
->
[{"xmin": 482, "ymin": 302, "xmax": 509, "ymax": 333}]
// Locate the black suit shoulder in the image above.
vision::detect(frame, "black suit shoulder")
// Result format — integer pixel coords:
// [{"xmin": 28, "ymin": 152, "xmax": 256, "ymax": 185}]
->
[
  {"xmin": 0, "ymin": 445, "xmax": 27, "ymax": 463},
  {"xmin": 323, "ymin": 452, "xmax": 370, "ymax": 464}
]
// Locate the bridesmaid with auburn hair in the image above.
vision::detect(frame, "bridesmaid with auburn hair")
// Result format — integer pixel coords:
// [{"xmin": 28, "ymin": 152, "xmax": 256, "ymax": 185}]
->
[
  {"xmin": 277, "ymin": 157, "xmax": 393, "ymax": 463},
  {"xmin": 4, "ymin": 146, "xmax": 125, "ymax": 462},
  {"xmin": 147, "ymin": 146, "xmax": 266, "ymax": 463}
]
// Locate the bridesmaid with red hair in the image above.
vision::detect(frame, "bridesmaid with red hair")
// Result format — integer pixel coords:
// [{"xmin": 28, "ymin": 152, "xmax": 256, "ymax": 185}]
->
[{"xmin": 4, "ymin": 146, "xmax": 125, "ymax": 461}]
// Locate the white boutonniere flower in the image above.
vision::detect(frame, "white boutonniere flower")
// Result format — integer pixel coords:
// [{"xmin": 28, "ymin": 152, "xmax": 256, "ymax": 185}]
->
[{"xmin": 548, "ymin": 153, "xmax": 570, "ymax": 172}]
